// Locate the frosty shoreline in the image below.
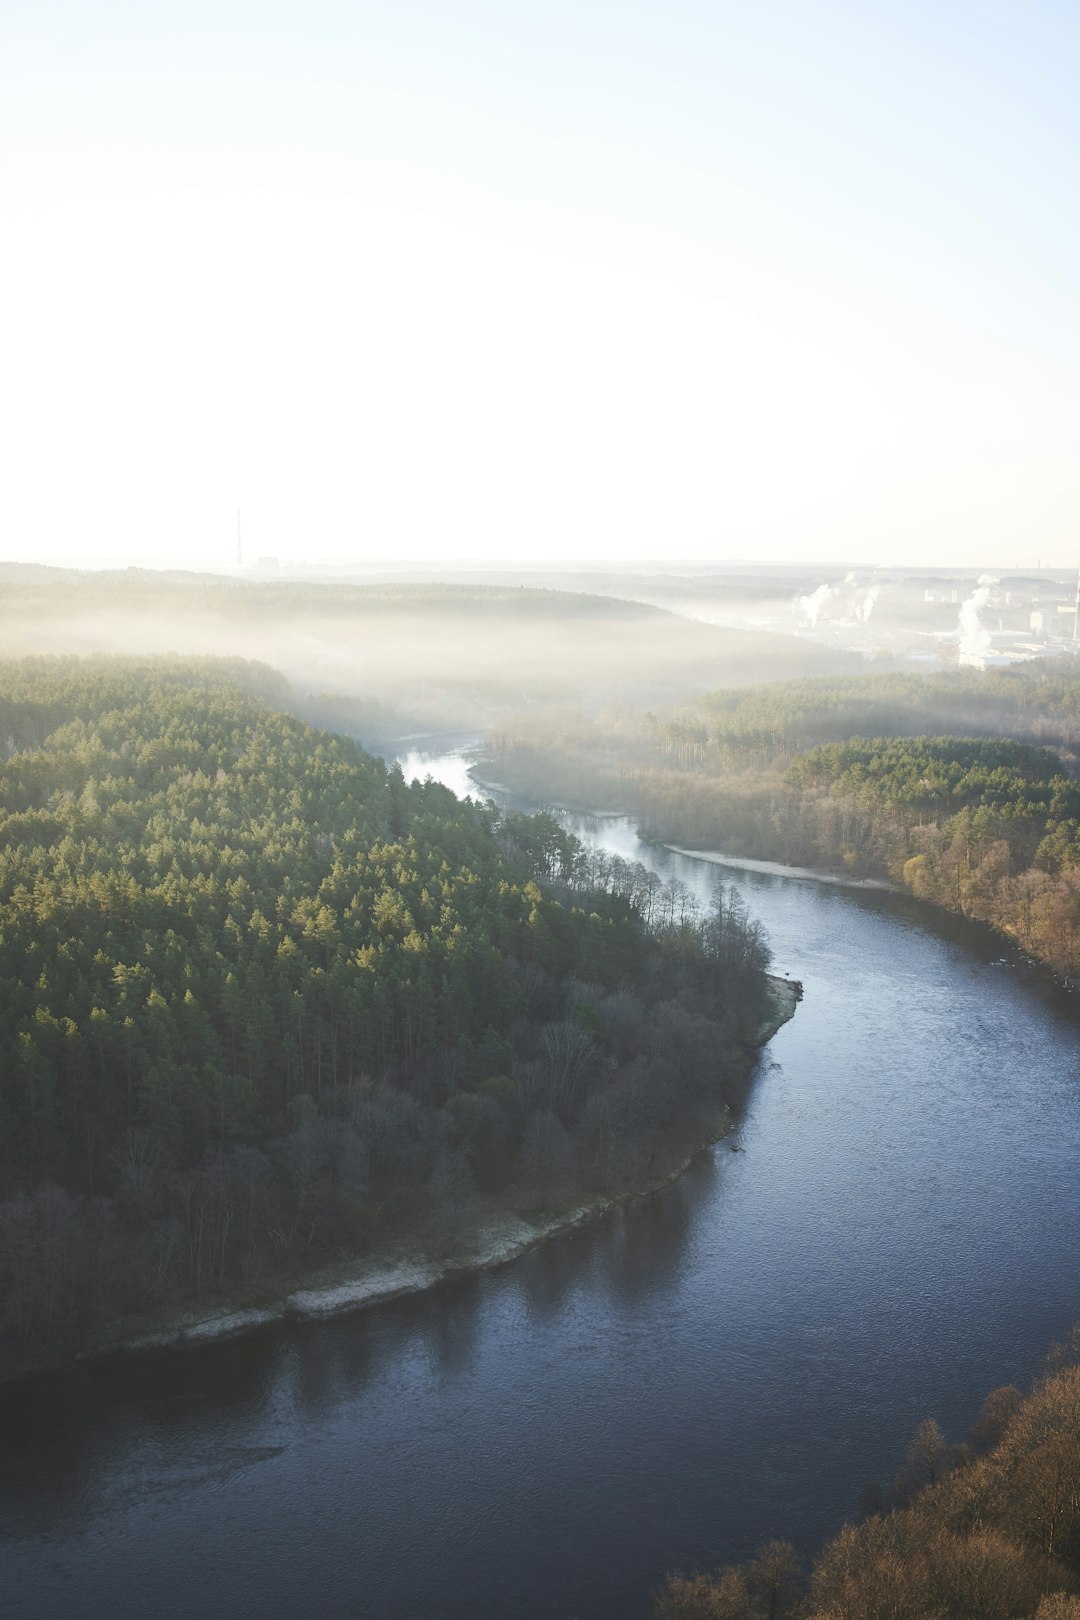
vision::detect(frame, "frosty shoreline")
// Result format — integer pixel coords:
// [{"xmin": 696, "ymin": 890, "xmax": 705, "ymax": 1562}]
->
[
  {"xmin": 10, "ymin": 978, "xmax": 798, "ymax": 1384},
  {"xmin": 664, "ymin": 847, "xmax": 900, "ymax": 891}
]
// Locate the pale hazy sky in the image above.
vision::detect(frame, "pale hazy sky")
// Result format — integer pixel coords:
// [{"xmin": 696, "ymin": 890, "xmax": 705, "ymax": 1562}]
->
[{"xmin": 2, "ymin": 1, "xmax": 1078, "ymax": 571}]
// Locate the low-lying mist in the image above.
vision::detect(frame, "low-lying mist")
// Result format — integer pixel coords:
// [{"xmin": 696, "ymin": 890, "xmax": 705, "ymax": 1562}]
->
[{"xmin": 0, "ymin": 568, "xmax": 859, "ymax": 738}]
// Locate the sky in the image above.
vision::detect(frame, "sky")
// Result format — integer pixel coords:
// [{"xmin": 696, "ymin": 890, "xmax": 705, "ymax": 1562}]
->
[{"xmin": 1, "ymin": 0, "xmax": 1078, "ymax": 572}]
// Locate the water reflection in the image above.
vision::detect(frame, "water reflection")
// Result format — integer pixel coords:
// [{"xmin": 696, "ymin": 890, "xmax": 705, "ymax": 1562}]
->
[
  {"xmin": 422, "ymin": 1274, "xmax": 484, "ymax": 1383},
  {"xmin": 0, "ymin": 1329, "xmax": 285, "ymax": 1537}
]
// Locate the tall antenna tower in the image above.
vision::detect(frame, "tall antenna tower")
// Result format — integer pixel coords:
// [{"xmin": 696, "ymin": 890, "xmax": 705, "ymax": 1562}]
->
[
  {"xmin": 1073, "ymin": 566, "xmax": 1080, "ymax": 643},
  {"xmin": 236, "ymin": 508, "xmax": 242, "ymax": 569}
]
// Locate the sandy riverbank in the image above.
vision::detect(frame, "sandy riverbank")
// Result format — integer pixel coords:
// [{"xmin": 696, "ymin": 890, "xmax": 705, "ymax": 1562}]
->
[
  {"xmin": 14, "ymin": 977, "xmax": 797, "ymax": 1382},
  {"xmin": 665, "ymin": 846, "xmax": 900, "ymax": 891}
]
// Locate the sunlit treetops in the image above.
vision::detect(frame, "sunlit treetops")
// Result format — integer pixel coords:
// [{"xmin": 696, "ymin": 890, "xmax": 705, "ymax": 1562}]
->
[{"xmin": 0, "ymin": 658, "xmax": 768, "ymax": 1192}]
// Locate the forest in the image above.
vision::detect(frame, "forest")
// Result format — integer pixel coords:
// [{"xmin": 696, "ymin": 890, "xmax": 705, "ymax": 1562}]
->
[
  {"xmin": 0, "ymin": 655, "xmax": 774, "ymax": 1374},
  {"xmin": 488, "ymin": 663, "xmax": 1080, "ymax": 980},
  {"xmin": 651, "ymin": 1328, "xmax": 1080, "ymax": 1619}
]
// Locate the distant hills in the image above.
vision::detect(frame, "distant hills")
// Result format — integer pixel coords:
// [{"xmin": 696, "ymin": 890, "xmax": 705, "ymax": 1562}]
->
[{"xmin": 0, "ymin": 564, "xmax": 859, "ymax": 734}]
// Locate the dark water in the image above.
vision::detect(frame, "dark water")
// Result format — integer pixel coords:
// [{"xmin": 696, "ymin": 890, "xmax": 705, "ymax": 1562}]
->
[{"xmin": 3, "ymin": 742, "xmax": 1080, "ymax": 1620}]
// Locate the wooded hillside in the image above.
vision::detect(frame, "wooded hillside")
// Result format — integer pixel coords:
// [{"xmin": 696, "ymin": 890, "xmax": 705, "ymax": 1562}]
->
[{"xmin": 0, "ymin": 656, "xmax": 772, "ymax": 1373}]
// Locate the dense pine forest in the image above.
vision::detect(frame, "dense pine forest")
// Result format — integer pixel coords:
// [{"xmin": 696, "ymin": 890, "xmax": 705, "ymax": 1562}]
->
[
  {"xmin": 0, "ymin": 656, "xmax": 775, "ymax": 1374},
  {"xmin": 489, "ymin": 663, "xmax": 1080, "ymax": 979}
]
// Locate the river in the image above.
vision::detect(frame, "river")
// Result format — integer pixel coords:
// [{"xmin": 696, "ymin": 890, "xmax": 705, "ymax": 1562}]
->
[{"xmin": 2, "ymin": 738, "xmax": 1080, "ymax": 1620}]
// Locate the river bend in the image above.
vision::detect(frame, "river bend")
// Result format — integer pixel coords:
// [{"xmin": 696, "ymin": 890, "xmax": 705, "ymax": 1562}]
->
[{"xmin": 2, "ymin": 739, "xmax": 1079, "ymax": 1619}]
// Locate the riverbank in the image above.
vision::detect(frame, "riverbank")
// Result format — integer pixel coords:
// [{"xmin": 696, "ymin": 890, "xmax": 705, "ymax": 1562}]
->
[
  {"xmin": 665, "ymin": 846, "xmax": 900, "ymax": 891},
  {"xmin": 6, "ymin": 977, "xmax": 797, "ymax": 1385},
  {"xmin": 470, "ymin": 757, "xmax": 897, "ymax": 889}
]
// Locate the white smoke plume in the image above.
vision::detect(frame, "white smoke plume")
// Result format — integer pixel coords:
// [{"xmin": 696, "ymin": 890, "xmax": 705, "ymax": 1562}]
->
[
  {"xmin": 855, "ymin": 586, "xmax": 880, "ymax": 623},
  {"xmin": 799, "ymin": 574, "xmax": 882, "ymax": 628},
  {"xmin": 958, "ymin": 574, "xmax": 998, "ymax": 661},
  {"xmin": 797, "ymin": 583, "xmax": 835, "ymax": 628}
]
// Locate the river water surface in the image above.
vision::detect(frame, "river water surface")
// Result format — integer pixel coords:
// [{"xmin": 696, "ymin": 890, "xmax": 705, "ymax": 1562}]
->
[{"xmin": 3, "ymin": 739, "xmax": 1080, "ymax": 1620}]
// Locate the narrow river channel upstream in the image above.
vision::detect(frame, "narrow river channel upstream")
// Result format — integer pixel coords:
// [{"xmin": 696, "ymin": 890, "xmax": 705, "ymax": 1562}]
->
[{"xmin": 3, "ymin": 737, "xmax": 1080, "ymax": 1620}]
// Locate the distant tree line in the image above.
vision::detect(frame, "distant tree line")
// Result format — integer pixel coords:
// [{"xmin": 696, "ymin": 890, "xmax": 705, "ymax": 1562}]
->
[
  {"xmin": 0, "ymin": 656, "xmax": 773, "ymax": 1372},
  {"xmin": 0, "ymin": 563, "xmax": 855, "ymax": 737},
  {"xmin": 488, "ymin": 666, "xmax": 1080, "ymax": 981}
]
